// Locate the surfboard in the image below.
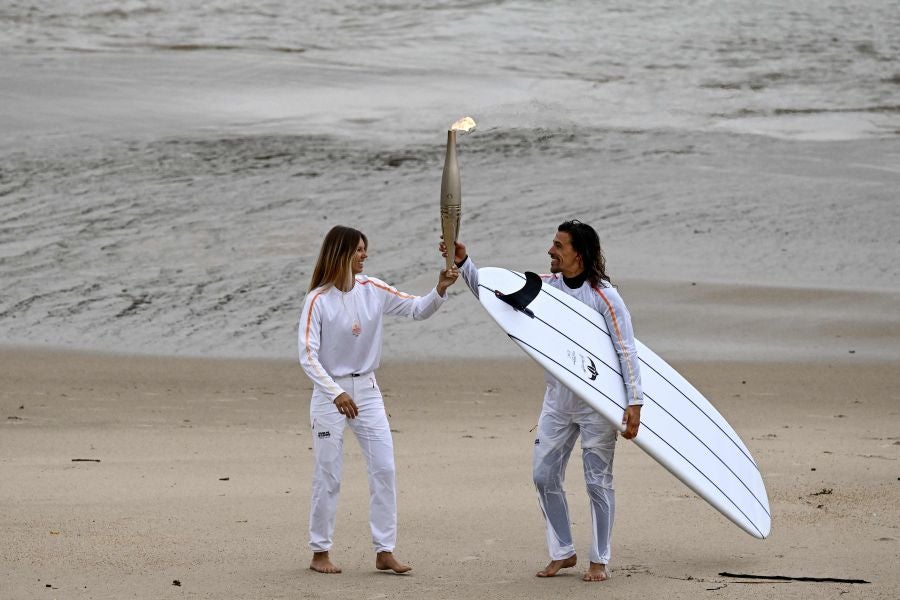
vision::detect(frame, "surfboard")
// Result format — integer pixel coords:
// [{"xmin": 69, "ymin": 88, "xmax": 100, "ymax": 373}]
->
[{"xmin": 476, "ymin": 267, "xmax": 771, "ymax": 539}]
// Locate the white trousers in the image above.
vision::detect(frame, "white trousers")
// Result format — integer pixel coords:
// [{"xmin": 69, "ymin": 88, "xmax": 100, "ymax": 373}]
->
[
  {"xmin": 532, "ymin": 394, "xmax": 618, "ymax": 565},
  {"xmin": 308, "ymin": 372, "xmax": 397, "ymax": 553}
]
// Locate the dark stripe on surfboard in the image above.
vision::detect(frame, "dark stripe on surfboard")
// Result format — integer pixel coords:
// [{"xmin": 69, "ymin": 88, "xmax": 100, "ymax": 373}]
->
[
  {"xmin": 508, "ymin": 333, "xmax": 767, "ymax": 539},
  {"xmin": 485, "ymin": 283, "xmax": 769, "ymax": 519},
  {"xmin": 502, "ymin": 269, "xmax": 758, "ymax": 470}
]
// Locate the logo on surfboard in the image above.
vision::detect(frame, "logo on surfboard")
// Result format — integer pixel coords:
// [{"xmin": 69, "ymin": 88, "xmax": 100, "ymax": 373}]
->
[
  {"xmin": 567, "ymin": 349, "xmax": 599, "ymax": 381},
  {"xmin": 585, "ymin": 358, "xmax": 598, "ymax": 381}
]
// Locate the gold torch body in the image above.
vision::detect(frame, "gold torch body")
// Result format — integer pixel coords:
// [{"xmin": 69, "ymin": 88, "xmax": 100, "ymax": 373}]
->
[{"xmin": 440, "ymin": 129, "xmax": 461, "ymax": 270}]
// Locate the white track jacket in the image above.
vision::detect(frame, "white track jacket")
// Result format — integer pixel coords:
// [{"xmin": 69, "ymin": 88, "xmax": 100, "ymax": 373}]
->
[{"xmin": 299, "ymin": 275, "xmax": 447, "ymax": 401}]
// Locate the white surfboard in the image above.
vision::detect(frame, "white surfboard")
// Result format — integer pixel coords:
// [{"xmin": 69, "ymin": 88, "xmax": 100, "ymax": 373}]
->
[{"xmin": 477, "ymin": 267, "xmax": 771, "ymax": 539}]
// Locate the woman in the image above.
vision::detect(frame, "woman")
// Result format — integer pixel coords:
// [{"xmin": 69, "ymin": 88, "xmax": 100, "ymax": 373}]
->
[{"xmin": 298, "ymin": 225, "xmax": 458, "ymax": 574}]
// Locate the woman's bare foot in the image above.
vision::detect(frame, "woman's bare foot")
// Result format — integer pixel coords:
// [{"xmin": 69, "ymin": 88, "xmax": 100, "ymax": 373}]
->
[
  {"xmin": 376, "ymin": 551, "xmax": 411, "ymax": 574},
  {"xmin": 582, "ymin": 562, "xmax": 609, "ymax": 582},
  {"xmin": 536, "ymin": 555, "xmax": 577, "ymax": 577},
  {"xmin": 309, "ymin": 551, "xmax": 341, "ymax": 574}
]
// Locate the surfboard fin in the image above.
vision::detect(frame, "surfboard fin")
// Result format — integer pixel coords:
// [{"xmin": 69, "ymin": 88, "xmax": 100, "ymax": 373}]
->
[{"xmin": 495, "ymin": 271, "xmax": 542, "ymax": 318}]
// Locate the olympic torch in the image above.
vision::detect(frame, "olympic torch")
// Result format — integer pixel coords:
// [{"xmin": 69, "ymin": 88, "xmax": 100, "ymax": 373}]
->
[{"xmin": 440, "ymin": 116, "xmax": 476, "ymax": 269}]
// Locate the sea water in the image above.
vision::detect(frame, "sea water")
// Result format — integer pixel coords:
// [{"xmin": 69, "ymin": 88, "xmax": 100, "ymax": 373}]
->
[{"xmin": 1, "ymin": 0, "xmax": 898, "ymax": 358}]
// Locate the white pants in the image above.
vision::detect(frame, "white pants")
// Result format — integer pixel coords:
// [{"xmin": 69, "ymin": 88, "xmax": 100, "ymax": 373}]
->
[
  {"xmin": 308, "ymin": 372, "xmax": 397, "ymax": 553},
  {"xmin": 532, "ymin": 388, "xmax": 618, "ymax": 565}
]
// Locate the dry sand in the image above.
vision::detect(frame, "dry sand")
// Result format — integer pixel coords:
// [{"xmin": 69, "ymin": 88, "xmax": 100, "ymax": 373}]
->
[{"xmin": 1, "ymin": 348, "xmax": 897, "ymax": 599}]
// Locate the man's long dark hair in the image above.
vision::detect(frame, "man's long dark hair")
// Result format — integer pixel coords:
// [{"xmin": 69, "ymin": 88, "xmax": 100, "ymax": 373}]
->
[{"xmin": 558, "ymin": 219, "xmax": 610, "ymax": 287}]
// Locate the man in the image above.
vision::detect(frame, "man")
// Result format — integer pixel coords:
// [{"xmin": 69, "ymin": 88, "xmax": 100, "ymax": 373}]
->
[{"xmin": 442, "ymin": 220, "xmax": 642, "ymax": 582}]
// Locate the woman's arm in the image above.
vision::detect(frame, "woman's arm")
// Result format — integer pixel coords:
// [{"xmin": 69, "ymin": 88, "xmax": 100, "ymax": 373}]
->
[{"xmin": 297, "ymin": 290, "xmax": 344, "ymax": 400}]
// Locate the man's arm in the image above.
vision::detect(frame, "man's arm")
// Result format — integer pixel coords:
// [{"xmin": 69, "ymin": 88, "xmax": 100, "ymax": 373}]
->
[{"xmin": 440, "ymin": 240, "xmax": 479, "ymax": 298}]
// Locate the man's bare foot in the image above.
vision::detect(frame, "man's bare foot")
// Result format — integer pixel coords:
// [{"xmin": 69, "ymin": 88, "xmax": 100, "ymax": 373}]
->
[
  {"xmin": 536, "ymin": 555, "xmax": 577, "ymax": 577},
  {"xmin": 582, "ymin": 562, "xmax": 609, "ymax": 582},
  {"xmin": 309, "ymin": 551, "xmax": 341, "ymax": 574},
  {"xmin": 376, "ymin": 551, "xmax": 411, "ymax": 574}
]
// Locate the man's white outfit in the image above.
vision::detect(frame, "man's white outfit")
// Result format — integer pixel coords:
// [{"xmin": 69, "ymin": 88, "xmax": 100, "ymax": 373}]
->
[
  {"xmin": 458, "ymin": 257, "xmax": 642, "ymax": 566},
  {"xmin": 298, "ymin": 274, "xmax": 446, "ymax": 553}
]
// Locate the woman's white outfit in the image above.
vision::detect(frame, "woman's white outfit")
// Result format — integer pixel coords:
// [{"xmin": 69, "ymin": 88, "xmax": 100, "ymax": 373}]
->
[{"xmin": 298, "ymin": 274, "xmax": 446, "ymax": 553}]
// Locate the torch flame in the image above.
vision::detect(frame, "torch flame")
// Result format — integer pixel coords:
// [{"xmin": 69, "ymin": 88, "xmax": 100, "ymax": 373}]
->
[{"xmin": 449, "ymin": 116, "xmax": 477, "ymax": 134}]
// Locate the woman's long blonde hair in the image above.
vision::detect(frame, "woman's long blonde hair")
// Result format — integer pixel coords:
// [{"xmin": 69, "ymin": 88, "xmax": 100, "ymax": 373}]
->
[{"xmin": 308, "ymin": 225, "xmax": 367, "ymax": 291}]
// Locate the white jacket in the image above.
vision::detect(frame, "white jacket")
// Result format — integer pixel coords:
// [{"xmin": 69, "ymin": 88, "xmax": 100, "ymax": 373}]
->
[{"xmin": 299, "ymin": 274, "xmax": 446, "ymax": 401}]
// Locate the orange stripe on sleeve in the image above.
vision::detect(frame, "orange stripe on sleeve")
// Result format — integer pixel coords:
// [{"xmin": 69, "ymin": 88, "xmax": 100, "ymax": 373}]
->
[
  {"xmin": 594, "ymin": 286, "xmax": 640, "ymax": 405},
  {"xmin": 358, "ymin": 278, "xmax": 417, "ymax": 299},
  {"xmin": 303, "ymin": 290, "xmax": 334, "ymax": 387}
]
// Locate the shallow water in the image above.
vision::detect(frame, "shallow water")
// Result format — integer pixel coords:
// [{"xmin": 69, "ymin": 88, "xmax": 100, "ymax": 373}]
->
[
  {"xmin": 3, "ymin": 0, "xmax": 899, "ymax": 144},
  {"xmin": 1, "ymin": 1, "xmax": 898, "ymax": 360}
]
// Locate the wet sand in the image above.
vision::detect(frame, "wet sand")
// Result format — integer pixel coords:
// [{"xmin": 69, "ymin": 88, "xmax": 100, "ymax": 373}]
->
[{"xmin": 1, "ymin": 349, "xmax": 897, "ymax": 600}]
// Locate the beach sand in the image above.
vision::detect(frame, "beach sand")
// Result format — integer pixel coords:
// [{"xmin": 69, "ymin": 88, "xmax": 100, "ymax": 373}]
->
[
  {"xmin": 3, "ymin": 4, "xmax": 899, "ymax": 598},
  {"xmin": 2, "ymin": 348, "xmax": 897, "ymax": 599}
]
